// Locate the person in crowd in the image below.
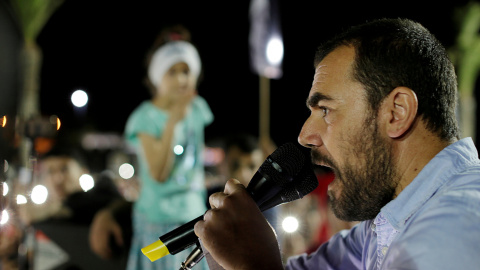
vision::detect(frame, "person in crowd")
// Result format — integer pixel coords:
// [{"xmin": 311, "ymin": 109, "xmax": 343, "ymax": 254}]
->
[
  {"xmin": 0, "ymin": 204, "xmax": 23, "ymax": 270},
  {"xmin": 223, "ymin": 133, "xmax": 281, "ymax": 236},
  {"xmin": 15, "ymin": 141, "xmax": 127, "ymax": 269},
  {"xmin": 193, "ymin": 18, "xmax": 480, "ymax": 269},
  {"xmin": 121, "ymin": 24, "xmax": 213, "ymax": 270},
  {"xmin": 18, "ymin": 143, "xmax": 122, "ymax": 226}
]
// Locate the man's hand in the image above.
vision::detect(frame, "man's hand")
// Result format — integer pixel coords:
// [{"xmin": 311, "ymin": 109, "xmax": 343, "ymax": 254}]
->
[
  {"xmin": 89, "ymin": 208, "xmax": 124, "ymax": 260},
  {"xmin": 194, "ymin": 179, "xmax": 284, "ymax": 270}
]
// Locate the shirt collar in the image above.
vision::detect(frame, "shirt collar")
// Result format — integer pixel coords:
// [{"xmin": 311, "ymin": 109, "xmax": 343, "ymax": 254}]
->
[{"xmin": 380, "ymin": 137, "xmax": 478, "ymax": 231}]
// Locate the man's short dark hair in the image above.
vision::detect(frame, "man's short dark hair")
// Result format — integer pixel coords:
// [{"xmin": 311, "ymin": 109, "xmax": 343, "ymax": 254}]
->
[{"xmin": 315, "ymin": 18, "xmax": 459, "ymax": 141}]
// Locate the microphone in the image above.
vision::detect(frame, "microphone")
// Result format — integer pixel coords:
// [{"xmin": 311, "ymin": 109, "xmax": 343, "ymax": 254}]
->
[
  {"xmin": 244, "ymin": 142, "xmax": 306, "ymax": 206},
  {"xmin": 141, "ymin": 143, "xmax": 318, "ymax": 262},
  {"xmin": 259, "ymin": 164, "xmax": 318, "ymax": 211},
  {"xmin": 178, "ymin": 168, "xmax": 319, "ymax": 270}
]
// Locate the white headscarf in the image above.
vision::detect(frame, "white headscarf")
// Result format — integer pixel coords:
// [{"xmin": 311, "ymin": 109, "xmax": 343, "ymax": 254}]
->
[{"xmin": 148, "ymin": 41, "xmax": 202, "ymax": 87}]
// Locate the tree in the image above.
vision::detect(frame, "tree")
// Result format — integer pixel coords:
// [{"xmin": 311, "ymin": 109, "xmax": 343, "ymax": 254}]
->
[
  {"xmin": 10, "ymin": 0, "xmax": 64, "ymax": 166},
  {"xmin": 449, "ymin": 1, "xmax": 480, "ymax": 142}
]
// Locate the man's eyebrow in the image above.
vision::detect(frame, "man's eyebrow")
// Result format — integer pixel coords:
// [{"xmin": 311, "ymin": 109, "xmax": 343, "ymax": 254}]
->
[{"xmin": 306, "ymin": 92, "xmax": 334, "ymax": 108}]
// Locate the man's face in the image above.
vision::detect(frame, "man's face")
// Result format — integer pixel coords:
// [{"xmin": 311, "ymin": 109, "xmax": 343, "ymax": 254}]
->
[
  {"xmin": 298, "ymin": 46, "xmax": 399, "ymax": 221},
  {"xmin": 41, "ymin": 156, "xmax": 84, "ymax": 201}
]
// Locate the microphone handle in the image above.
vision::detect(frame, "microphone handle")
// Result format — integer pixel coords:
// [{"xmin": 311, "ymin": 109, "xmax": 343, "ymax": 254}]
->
[
  {"xmin": 160, "ymin": 215, "xmax": 204, "ymax": 255},
  {"xmin": 160, "ymin": 174, "xmax": 283, "ymax": 255}
]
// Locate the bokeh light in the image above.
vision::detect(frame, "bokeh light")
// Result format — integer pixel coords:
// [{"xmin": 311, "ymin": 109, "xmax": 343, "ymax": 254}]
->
[
  {"xmin": 71, "ymin": 90, "xmax": 88, "ymax": 108},
  {"xmin": 79, "ymin": 174, "xmax": 94, "ymax": 192},
  {"xmin": 4, "ymin": 159, "xmax": 8, "ymax": 173},
  {"xmin": 31, "ymin": 185, "xmax": 48, "ymax": 204},
  {"xmin": 266, "ymin": 37, "xmax": 284, "ymax": 65},
  {"xmin": 50, "ymin": 115, "xmax": 61, "ymax": 130},
  {"xmin": 1, "ymin": 210, "xmax": 9, "ymax": 225},
  {"xmin": 119, "ymin": 163, "xmax": 135, "ymax": 179},
  {"xmin": 174, "ymin": 145, "xmax": 184, "ymax": 155},
  {"xmin": 16, "ymin": 195, "xmax": 27, "ymax": 205},
  {"xmin": 282, "ymin": 216, "xmax": 299, "ymax": 233},
  {"xmin": 2, "ymin": 182, "xmax": 8, "ymax": 196}
]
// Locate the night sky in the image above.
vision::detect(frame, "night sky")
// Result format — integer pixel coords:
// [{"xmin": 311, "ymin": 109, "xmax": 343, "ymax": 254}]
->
[{"xmin": 35, "ymin": 0, "xmax": 477, "ymax": 149}]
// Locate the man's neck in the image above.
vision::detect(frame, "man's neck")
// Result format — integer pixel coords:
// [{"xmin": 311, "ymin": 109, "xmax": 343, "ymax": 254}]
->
[{"xmin": 393, "ymin": 124, "xmax": 455, "ymax": 197}]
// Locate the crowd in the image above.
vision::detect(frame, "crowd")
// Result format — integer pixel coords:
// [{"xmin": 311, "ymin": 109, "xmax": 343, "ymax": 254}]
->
[{"xmin": 1, "ymin": 18, "xmax": 479, "ymax": 270}]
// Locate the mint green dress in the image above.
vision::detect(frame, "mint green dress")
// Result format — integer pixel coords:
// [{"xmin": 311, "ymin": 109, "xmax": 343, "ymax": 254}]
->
[{"xmin": 125, "ymin": 96, "xmax": 213, "ymax": 270}]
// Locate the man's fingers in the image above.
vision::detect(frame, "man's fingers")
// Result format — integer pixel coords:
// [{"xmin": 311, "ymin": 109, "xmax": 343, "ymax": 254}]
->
[
  {"xmin": 209, "ymin": 192, "xmax": 226, "ymax": 209},
  {"xmin": 193, "ymin": 176, "xmax": 282, "ymax": 270},
  {"xmin": 224, "ymin": 178, "xmax": 244, "ymax": 194},
  {"xmin": 208, "ymin": 179, "xmax": 244, "ymax": 209},
  {"xmin": 194, "ymin": 219, "xmax": 206, "ymax": 238},
  {"xmin": 195, "ymin": 209, "xmax": 215, "ymax": 238},
  {"xmin": 203, "ymin": 208, "xmax": 213, "ymax": 221}
]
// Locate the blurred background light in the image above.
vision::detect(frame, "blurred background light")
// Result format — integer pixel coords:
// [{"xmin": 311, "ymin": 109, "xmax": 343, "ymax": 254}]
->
[
  {"xmin": 50, "ymin": 115, "xmax": 61, "ymax": 130},
  {"xmin": 31, "ymin": 185, "xmax": 48, "ymax": 204},
  {"xmin": 79, "ymin": 174, "xmax": 94, "ymax": 192},
  {"xmin": 282, "ymin": 216, "xmax": 299, "ymax": 233},
  {"xmin": 81, "ymin": 132, "xmax": 123, "ymax": 150},
  {"xmin": 266, "ymin": 37, "xmax": 283, "ymax": 65},
  {"xmin": 174, "ymin": 145, "xmax": 184, "ymax": 155},
  {"xmin": 203, "ymin": 146, "xmax": 225, "ymax": 166},
  {"xmin": 119, "ymin": 163, "xmax": 134, "ymax": 179},
  {"xmin": 1, "ymin": 210, "xmax": 9, "ymax": 225},
  {"xmin": 2, "ymin": 182, "xmax": 7, "ymax": 196},
  {"xmin": 71, "ymin": 90, "xmax": 88, "ymax": 108},
  {"xmin": 16, "ymin": 194, "xmax": 27, "ymax": 205}
]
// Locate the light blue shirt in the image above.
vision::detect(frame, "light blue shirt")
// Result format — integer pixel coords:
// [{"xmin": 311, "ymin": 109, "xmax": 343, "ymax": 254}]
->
[
  {"xmin": 286, "ymin": 137, "xmax": 480, "ymax": 270},
  {"xmin": 125, "ymin": 96, "xmax": 213, "ymax": 223}
]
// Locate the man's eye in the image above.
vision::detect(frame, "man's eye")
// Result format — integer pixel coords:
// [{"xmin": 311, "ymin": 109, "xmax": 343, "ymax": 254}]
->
[{"xmin": 319, "ymin": 106, "xmax": 329, "ymax": 117}]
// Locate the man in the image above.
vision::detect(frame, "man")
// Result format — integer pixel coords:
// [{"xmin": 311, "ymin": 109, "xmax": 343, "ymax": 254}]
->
[
  {"xmin": 194, "ymin": 18, "xmax": 480, "ymax": 269},
  {"xmin": 18, "ymin": 146, "xmax": 88, "ymax": 224},
  {"xmin": 19, "ymin": 145, "xmax": 122, "ymax": 225},
  {"xmin": 17, "ymin": 143, "xmax": 129, "ymax": 269}
]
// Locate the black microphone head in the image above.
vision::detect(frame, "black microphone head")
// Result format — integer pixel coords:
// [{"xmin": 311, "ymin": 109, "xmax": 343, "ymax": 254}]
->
[
  {"xmin": 258, "ymin": 162, "xmax": 318, "ymax": 211},
  {"xmin": 258, "ymin": 142, "xmax": 305, "ymax": 187},
  {"xmin": 269, "ymin": 142, "xmax": 305, "ymax": 175},
  {"xmin": 281, "ymin": 165, "xmax": 318, "ymax": 202}
]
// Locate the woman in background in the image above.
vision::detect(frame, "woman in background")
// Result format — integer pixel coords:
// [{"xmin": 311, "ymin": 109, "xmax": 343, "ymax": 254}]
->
[{"xmin": 124, "ymin": 25, "xmax": 213, "ymax": 270}]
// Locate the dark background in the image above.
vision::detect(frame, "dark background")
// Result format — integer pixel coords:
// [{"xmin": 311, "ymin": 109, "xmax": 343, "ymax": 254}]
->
[{"xmin": 4, "ymin": 0, "xmax": 479, "ymax": 156}]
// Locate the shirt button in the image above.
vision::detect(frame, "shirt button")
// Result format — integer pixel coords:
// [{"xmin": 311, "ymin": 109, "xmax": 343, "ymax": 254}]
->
[{"xmin": 382, "ymin": 247, "xmax": 388, "ymax": 255}]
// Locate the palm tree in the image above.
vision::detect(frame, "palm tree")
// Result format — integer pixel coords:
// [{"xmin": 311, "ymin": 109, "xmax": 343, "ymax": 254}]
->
[
  {"xmin": 10, "ymin": 0, "xmax": 64, "ymax": 166},
  {"xmin": 449, "ymin": 1, "xmax": 480, "ymax": 142}
]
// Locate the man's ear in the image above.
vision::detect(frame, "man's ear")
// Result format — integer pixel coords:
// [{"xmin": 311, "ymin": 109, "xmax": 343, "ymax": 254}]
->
[{"xmin": 382, "ymin": 87, "xmax": 418, "ymax": 138}]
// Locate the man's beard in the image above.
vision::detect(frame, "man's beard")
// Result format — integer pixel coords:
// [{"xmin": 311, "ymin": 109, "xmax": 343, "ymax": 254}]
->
[{"xmin": 311, "ymin": 119, "xmax": 399, "ymax": 222}]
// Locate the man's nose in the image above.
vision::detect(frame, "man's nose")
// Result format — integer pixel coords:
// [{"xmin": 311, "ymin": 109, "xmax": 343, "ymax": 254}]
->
[{"xmin": 298, "ymin": 115, "xmax": 324, "ymax": 149}]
